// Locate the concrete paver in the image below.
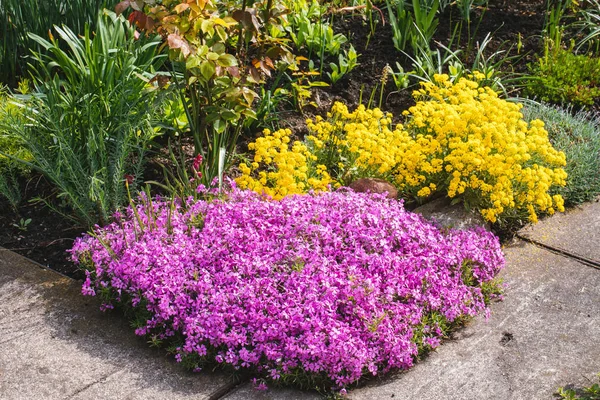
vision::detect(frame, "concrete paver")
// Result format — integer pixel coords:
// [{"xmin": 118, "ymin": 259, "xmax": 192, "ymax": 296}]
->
[
  {"xmin": 0, "ymin": 249, "xmax": 231, "ymax": 400},
  {"xmin": 519, "ymin": 200, "xmax": 600, "ymax": 263}
]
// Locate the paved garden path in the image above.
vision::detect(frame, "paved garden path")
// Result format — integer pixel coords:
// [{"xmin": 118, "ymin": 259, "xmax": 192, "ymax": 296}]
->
[{"xmin": 1, "ymin": 201, "xmax": 599, "ymax": 400}]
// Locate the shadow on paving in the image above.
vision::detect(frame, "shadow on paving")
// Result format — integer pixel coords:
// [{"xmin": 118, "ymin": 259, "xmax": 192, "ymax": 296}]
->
[{"xmin": 0, "ymin": 249, "xmax": 233, "ymax": 400}]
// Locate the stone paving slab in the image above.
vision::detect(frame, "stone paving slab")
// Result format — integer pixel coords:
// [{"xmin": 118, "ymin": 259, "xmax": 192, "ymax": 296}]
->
[
  {"xmin": 0, "ymin": 248, "xmax": 232, "ymax": 400},
  {"xmin": 519, "ymin": 200, "xmax": 600, "ymax": 263},
  {"xmin": 349, "ymin": 241, "xmax": 600, "ymax": 400},
  {"xmin": 223, "ymin": 383, "xmax": 320, "ymax": 400}
]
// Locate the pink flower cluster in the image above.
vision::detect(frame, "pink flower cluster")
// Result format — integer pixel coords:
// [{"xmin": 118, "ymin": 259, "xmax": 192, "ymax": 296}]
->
[{"xmin": 71, "ymin": 188, "xmax": 504, "ymax": 386}]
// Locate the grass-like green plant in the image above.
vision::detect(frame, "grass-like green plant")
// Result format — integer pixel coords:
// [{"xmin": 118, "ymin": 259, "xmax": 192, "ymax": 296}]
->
[
  {"xmin": 386, "ymin": 0, "xmax": 415, "ymax": 53},
  {"xmin": 522, "ymin": 102, "xmax": 600, "ymax": 206},
  {"xmin": 405, "ymin": 32, "xmax": 523, "ymax": 96},
  {"xmin": 526, "ymin": 46, "xmax": 600, "ymax": 106},
  {"xmin": 0, "ymin": 11, "xmax": 164, "ymax": 227},
  {"xmin": 0, "ymin": 0, "xmax": 116, "ymax": 86},
  {"xmin": 574, "ymin": 0, "xmax": 600, "ymax": 54}
]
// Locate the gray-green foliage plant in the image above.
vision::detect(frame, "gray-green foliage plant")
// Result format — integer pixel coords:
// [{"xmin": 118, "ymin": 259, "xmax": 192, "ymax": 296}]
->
[
  {"xmin": 522, "ymin": 102, "xmax": 600, "ymax": 206},
  {"xmin": 0, "ymin": 11, "xmax": 165, "ymax": 227}
]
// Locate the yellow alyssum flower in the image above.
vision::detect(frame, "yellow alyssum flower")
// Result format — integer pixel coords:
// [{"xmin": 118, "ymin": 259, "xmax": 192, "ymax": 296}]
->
[{"xmin": 235, "ymin": 128, "xmax": 333, "ymax": 199}]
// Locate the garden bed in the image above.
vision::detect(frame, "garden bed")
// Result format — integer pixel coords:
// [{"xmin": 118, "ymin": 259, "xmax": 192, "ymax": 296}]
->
[{"xmin": 0, "ymin": 0, "xmax": 577, "ymax": 277}]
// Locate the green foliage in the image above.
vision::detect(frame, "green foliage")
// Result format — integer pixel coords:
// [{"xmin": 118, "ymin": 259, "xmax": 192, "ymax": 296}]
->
[
  {"xmin": 522, "ymin": 102, "xmax": 600, "ymax": 206},
  {"xmin": 543, "ymin": 0, "xmax": 576, "ymax": 50},
  {"xmin": 283, "ymin": 0, "xmax": 348, "ymax": 57},
  {"xmin": 406, "ymin": 32, "xmax": 522, "ymax": 96},
  {"xmin": 526, "ymin": 47, "xmax": 600, "ymax": 106},
  {"xmin": 327, "ymin": 45, "xmax": 359, "ymax": 84},
  {"xmin": 386, "ymin": 0, "xmax": 440, "ymax": 54},
  {"xmin": 0, "ymin": 88, "xmax": 31, "ymax": 209},
  {"xmin": 0, "ymin": 0, "xmax": 116, "ymax": 86},
  {"xmin": 386, "ymin": 0, "xmax": 415, "ymax": 53},
  {"xmin": 574, "ymin": 0, "xmax": 600, "ymax": 54},
  {"xmin": 557, "ymin": 374, "xmax": 600, "ymax": 400},
  {"xmin": 0, "ymin": 11, "xmax": 164, "ymax": 227},
  {"xmin": 117, "ymin": 0, "xmax": 300, "ymax": 186},
  {"xmin": 455, "ymin": 0, "xmax": 488, "ymax": 23}
]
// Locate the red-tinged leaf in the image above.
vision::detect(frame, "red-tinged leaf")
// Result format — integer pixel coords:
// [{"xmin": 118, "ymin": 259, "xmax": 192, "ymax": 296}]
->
[
  {"xmin": 115, "ymin": 0, "xmax": 130, "ymax": 15},
  {"xmin": 149, "ymin": 74, "xmax": 170, "ymax": 88},
  {"xmin": 227, "ymin": 66, "xmax": 240, "ymax": 78},
  {"xmin": 248, "ymin": 65, "xmax": 260, "ymax": 83},
  {"xmin": 174, "ymin": 3, "xmax": 190, "ymax": 13},
  {"xmin": 145, "ymin": 16, "xmax": 155, "ymax": 30},
  {"xmin": 264, "ymin": 56, "xmax": 274, "ymax": 70},
  {"xmin": 231, "ymin": 10, "xmax": 244, "ymax": 23},
  {"xmin": 232, "ymin": 9, "xmax": 260, "ymax": 31},
  {"xmin": 128, "ymin": 11, "xmax": 149, "ymax": 30},
  {"xmin": 167, "ymin": 33, "xmax": 191, "ymax": 57},
  {"xmin": 260, "ymin": 61, "xmax": 271, "ymax": 77}
]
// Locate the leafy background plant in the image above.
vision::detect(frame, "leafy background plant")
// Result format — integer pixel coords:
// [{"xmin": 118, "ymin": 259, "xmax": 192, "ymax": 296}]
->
[
  {"xmin": 0, "ymin": 11, "xmax": 165, "ymax": 227},
  {"xmin": 0, "ymin": 0, "xmax": 117, "ymax": 86},
  {"xmin": 526, "ymin": 46, "xmax": 600, "ymax": 107}
]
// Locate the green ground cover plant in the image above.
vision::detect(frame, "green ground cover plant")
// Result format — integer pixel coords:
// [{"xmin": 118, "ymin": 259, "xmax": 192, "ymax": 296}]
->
[
  {"xmin": 557, "ymin": 373, "xmax": 600, "ymax": 399},
  {"xmin": 526, "ymin": 46, "xmax": 600, "ymax": 107},
  {"xmin": 0, "ymin": 87, "xmax": 31, "ymax": 209}
]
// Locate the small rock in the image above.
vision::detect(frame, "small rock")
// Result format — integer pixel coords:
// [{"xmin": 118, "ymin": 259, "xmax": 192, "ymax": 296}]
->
[
  {"xmin": 414, "ymin": 197, "xmax": 490, "ymax": 231},
  {"xmin": 349, "ymin": 178, "xmax": 398, "ymax": 199}
]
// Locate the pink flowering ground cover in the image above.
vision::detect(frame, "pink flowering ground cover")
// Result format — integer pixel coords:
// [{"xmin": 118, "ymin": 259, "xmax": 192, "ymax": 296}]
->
[{"xmin": 71, "ymin": 187, "xmax": 504, "ymax": 389}]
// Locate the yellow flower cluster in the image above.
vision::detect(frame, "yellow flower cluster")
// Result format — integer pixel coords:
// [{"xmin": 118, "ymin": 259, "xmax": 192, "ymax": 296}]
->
[
  {"xmin": 400, "ymin": 74, "xmax": 567, "ymax": 223},
  {"xmin": 236, "ymin": 73, "xmax": 567, "ymax": 223},
  {"xmin": 235, "ymin": 128, "xmax": 333, "ymax": 199},
  {"xmin": 305, "ymin": 102, "xmax": 408, "ymax": 184}
]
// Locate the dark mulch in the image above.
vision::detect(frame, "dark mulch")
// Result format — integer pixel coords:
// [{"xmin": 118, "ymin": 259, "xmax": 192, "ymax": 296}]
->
[{"xmin": 0, "ymin": 178, "xmax": 85, "ymax": 279}]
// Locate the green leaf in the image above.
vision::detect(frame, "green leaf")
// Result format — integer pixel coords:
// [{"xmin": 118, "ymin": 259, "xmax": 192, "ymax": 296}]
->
[
  {"xmin": 220, "ymin": 110, "xmax": 238, "ymax": 121},
  {"xmin": 200, "ymin": 61, "xmax": 216, "ymax": 80},
  {"xmin": 214, "ymin": 118, "xmax": 226, "ymax": 134},
  {"xmin": 186, "ymin": 55, "xmax": 201, "ymax": 69},
  {"xmin": 217, "ymin": 54, "xmax": 237, "ymax": 67}
]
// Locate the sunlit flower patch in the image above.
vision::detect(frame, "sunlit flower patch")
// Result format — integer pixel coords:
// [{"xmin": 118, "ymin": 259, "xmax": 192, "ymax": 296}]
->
[{"xmin": 71, "ymin": 187, "xmax": 504, "ymax": 388}]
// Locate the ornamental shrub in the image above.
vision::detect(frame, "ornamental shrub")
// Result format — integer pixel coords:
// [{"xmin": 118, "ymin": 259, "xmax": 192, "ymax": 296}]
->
[
  {"xmin": 525, "ymin": 47, "xmax": 600, "ymax": 107},
  {"xmin": 238, "ymin": 74, "xmax": 568, "ymax": 224},
  {"xmin": 71, "ymin": 187, "xmax": 504, "ymax": 389}
]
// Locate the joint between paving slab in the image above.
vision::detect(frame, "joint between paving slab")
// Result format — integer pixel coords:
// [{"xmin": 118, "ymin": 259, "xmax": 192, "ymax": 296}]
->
[
  {"xmin": 516, "ymin": 235, "xmax": 600, "ymax": 271},
  {"xmin": 64, "ymin": 368, "xmax": 126, "ymax": 399},
  {"xmin": 207, "ymin": 376, "xmax": 249, "ymax": 400}
]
